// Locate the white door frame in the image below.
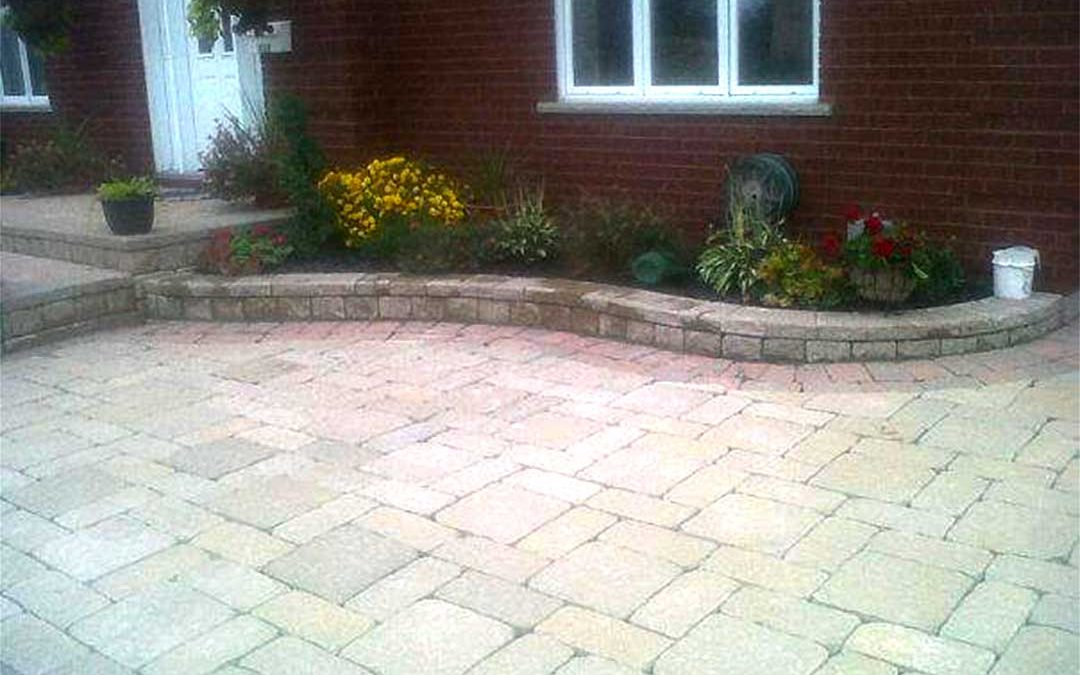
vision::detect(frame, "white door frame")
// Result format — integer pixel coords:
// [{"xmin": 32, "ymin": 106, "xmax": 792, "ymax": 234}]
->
[{"xmin": 135, "ymin": 0, "xmax": 265, "ymax": 175}]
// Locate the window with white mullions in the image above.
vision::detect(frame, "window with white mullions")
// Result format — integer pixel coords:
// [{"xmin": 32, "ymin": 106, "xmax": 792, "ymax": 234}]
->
[
  {"xmin": 0, "ymin": 21, "xmax": 49, "ymax": 108},
  {"xmin": 557, "ymin": 0, "xmax": 818, "ymax": 103}
]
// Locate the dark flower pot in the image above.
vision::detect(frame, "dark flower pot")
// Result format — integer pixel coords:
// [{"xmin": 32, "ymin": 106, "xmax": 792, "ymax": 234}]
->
[{"xmin": 102, "ymin": 197, "xmax": 155, "ymax": 235}]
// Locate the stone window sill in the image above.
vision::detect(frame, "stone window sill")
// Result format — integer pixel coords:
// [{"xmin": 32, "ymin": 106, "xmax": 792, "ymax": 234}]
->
[{"xmin": 536, "ymin": 100, "xmax": 832, "ymax": 117}]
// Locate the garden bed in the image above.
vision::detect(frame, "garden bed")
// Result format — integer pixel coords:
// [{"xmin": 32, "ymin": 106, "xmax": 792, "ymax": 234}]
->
[
  {"xmin": 139, "ymin": 271, "xmax": 1076, "ymax": 363},
  {"xmin": 275, "ymin": 249, "xmax": 992, "ymax": 311}
]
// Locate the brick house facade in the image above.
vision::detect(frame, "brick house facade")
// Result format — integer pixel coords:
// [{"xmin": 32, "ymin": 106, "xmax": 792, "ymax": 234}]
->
[{"xmin": 2, "ymin": 1, "xmax": 1077, "ymax": 289}]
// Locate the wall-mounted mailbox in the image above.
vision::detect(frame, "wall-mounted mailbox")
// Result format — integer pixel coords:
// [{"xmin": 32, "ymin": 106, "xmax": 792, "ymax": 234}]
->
[{"xmin": 255, "ymin": 21, "xmax": 292, "ymax": 54}]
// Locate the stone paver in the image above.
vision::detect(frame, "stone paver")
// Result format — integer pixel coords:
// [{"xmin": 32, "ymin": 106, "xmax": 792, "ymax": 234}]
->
[
  {"xmin": 949, "ymin": 500, "xmax": 1078, "ymax": 559},
  {"xmin": 1, "ymin": 319, "xmax": 1077, "ymax": 675},
  {"xmin": 722, "ymin": 586, "xmax": 860, "ymax": 651},
  {"xmin": 530, "ymin": 541, "xmax": 681, "ymax": 618},
  {"xmin": 939, "ymin": 581, "xmax": 1037, "ymax": 653},
  {"xmin": 814, "ymin": 551, "xmax": 973, "ymax": 631},
  {"xmin": 346, "ymin": 556, "xmax": 462, "ymax": 621},
  {"xmin": 537, "ymin": 606, "xmax": 671, "ymax": 670},
  {"xmin": 469, "ymin": 633, "xmax": 574, "ymax": 675},
  {"xmin": 253, "ymin": 590, "xmax": 375, "ymax": 650},
  {"xmin": 34, "ymin": 515, "xmax": 174, "ymax": 581},
  {"xmin": 69, "ymin": 581, "xmax": 233, "ymax": 668},
  {"xmin": 682, "ymin": 493, "xmax": 821, "ymax": 554},
  {"xmin": 263, "ymin": 525, "xmax": 417, "ymax": 603},
  {"xmin": 630, "ymin": 569, "xmax": 739, "ymax": 638},
  {"xmin": 991, "ymin": 625, "xmax": 1079, "ymax": 675},
  {"xmin": 435, "ymin": 570, "xmax": 562, "ymax": 629},
  {"xmin": 143, "ymin": 615, "xmax": 276, "ymax": 675},
  {"xmin": 341, "ymin": 599, "xmax": 513, "ymax": 675},
  {"xmin": 654, "ymin": 614, "xmax": 827, "ymax": 675},
  {"xmin": 242, "ymin": 636, "xmax": 372, "ymax": 675},
  {"xmin": 6, "ymin": 570, "xmax": 109, "ymax": 628},
  {"xmin": 847, "ymin": 622, "xmax": 996, "ymax": 675},
  {"xmin": 435, "ymin": 483, "xmax": 569, "ymax": 543}
]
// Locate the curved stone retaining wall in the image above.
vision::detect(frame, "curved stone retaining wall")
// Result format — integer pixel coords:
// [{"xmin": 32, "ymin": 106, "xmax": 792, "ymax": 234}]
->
[{"xmin": 139, "ymin": 273, "xmax": 1076, "ymax": 362}]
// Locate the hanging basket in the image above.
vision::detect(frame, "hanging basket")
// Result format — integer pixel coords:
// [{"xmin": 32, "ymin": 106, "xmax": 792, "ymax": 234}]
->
[{"xmin": 851, "ymin": 267, "xmax": 916, "ymax": 304}]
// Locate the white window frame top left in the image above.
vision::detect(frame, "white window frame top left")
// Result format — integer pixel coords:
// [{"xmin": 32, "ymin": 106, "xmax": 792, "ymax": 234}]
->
[{"xmin": 0, "ymin": 13, "xmax": 50, "ymax": 110}]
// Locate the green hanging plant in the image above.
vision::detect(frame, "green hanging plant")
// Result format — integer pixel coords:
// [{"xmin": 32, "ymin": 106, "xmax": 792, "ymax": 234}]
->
[
  {"xmin": 3, "ymin": 0, "xmax": 75, "ymax": 55},
  {"xmin": 187, "ymin": 0, "xmax": 274, "ymax": 41}
]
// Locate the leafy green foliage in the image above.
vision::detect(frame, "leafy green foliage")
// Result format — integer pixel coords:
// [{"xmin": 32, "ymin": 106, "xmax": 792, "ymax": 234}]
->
[
  {"xmin": 269, "ymin": 96, "xmax": 335, "ymax": 258},
  {"xmin": 696, "ymin": 205, "xmax": 785, "ymax": 301},
  {"xmin": 3, "ymin": 0, "xmax": 74, "ymax": 54},
  {"xmin": 467, "ymin": 148, "xmax": 517, "ymax": 210},
  {"xmin": 187, "ymin": 0, "xmax": 273, "ymax": 41},
  {"xmin": 202, "ymin": 224, "xmax": 293, "ymax": 275},
  {"xmin": 200, "ymin": 96, "xmax": 335, "ymax": 258},
  {"xmin": 388, "ymin": 217, "xmax": 489, "ymax": 274},
  {"xmin": 488, "ymin": 188, "xmax": 560, "ymax": 266},
  {"xmin": 911, "ymin": 244, "xmax": 966, "ymax": 304},
  {"xmin": 560, "ymin": 197, "xmax": 687, "ymax": 276},
  {"xmin": 7, "ymin": 121, "xmax": 123, "ymax": 194},
  {"xmin": 97, "ymin": 176, "xmax": 156, "ymax": 202},
  {"xmin": 200, "ymin": 110, "xmax": 284, "ymax": 204},
  {"xmin": 757, "ymin": 241, "xmax": 849, "ymax": 308}
]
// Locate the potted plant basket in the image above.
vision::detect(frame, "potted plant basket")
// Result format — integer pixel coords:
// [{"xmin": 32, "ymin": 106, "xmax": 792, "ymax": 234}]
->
[
  {"xmin": 842, "ymin": 209, "xmax": 924, "ymax": 305},
  {"xmin": 98, "ymin": 177, "xmax": 157, "ymax": 235}
]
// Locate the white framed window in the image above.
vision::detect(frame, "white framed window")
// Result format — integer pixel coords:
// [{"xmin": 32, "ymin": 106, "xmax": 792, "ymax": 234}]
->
[
  {"xmin": 0, "ymin": 20, "xmax": 50, "ymax": 109},
  {"xmin": 555, "ymin": 0, "xmax": 819, "ymax": 105}
]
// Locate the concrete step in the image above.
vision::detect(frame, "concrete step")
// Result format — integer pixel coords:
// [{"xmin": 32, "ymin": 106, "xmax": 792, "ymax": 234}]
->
[
  {"xmin": 0, "ymin": 193, "xmax": 291, "ymax": 274},
  {"xmin": 1, "ymin": 252, "xmax": 140, "ymax": 352}
]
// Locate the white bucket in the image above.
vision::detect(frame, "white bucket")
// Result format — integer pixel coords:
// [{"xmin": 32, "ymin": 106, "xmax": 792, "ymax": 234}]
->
[{"xmin": 992, "ymin": 246, "xmax": 1039, "ymax": 299}]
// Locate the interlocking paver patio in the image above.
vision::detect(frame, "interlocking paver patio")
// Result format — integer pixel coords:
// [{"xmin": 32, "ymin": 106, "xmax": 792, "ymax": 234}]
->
[{"xmin": 1, "ymin": 318, "xmax": 1077, "ymax": 675}]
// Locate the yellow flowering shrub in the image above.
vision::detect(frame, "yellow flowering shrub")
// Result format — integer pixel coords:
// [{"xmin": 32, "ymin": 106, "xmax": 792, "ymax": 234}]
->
[{"xmin": 318, "ymin": 157, "xmax": 467, "ymax": 247}]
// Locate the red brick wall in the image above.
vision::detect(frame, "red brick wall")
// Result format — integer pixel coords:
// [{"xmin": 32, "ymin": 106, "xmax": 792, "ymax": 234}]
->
[
  {"xmin": 374, "ymin": 0, "xmax": 1079, "ymax": 290},
  {"xmin": 260, "ymin": 0, "xmax": 395, "ymax": 165},
  {"xmin": 4, "ymin": 0, "xmax": 1077, "ymax": 290},
  {"xmin": 0, "ymin": 0, "xmax": 153, "ymax": 172}
]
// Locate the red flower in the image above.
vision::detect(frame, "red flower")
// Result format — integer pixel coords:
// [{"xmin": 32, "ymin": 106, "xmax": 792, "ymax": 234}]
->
[
  {"xmin": 871, "ymin": 236, "xmax": 896, "ymax": 259},
  {"xmin": 898, "ymin": 244, "xmax": 913, "ymax": 258},
  {"xmin": 822, "ymin": 233, "xmax": 842, "ymax": 258},
  {"xmin": 252, "ymin": 225, "xmax": 272, "ymax": 237},
  {"xmin": 273, "ymin": 234, "xmax": 287, "ymax": 246},
  {"xmin": 842, "ymin": 203, "xmax": 862, "ymax": 222},
  {"xmin": 865, "ymin": 214, "xmax": 884, "ymax": 236}
]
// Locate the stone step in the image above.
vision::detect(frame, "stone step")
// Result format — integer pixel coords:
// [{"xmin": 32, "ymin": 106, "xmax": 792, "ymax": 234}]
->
[
  {"xmin": 0, "ymin": 193, "xmax": 290, "ymax": 274},
  {"xmin": 1, "ymin": 252, "xmax": 140, "ymax": 352}
]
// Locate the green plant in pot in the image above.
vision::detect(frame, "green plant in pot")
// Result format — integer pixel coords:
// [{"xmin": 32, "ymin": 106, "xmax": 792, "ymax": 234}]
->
[{"xmin": 98, "ymin": 177, "xmax": 157, "ymax": 236}]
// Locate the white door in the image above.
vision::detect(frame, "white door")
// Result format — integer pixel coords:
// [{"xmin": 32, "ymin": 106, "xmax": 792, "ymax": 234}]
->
[
  {"xmin": 188, "ymin": 14, "xmax": 244, "ymax": 152},
  {"xmin": 137, "ymin": 0, "xmax": 262, "ymax": 175}
]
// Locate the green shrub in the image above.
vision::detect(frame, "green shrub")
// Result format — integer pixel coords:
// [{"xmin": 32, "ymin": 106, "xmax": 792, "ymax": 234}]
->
[
  {"xmin": 390, "ymin": 217, "xmax": 489, "ymax": 274},
  {"xmin": 202, "ymin": 224, "xmax": 293, "ymax": 275},
  {"xmin": 97, "ymin": 176, "xmax": 156, "ymax": 201},
  {"xmin": 200, "ymin": 109, "xmax": 284, "ymax": 205},
  {"xmin": 757, "ymin": 241, "xmax": 849, "ymax": 308},
  {"xmin": 560, "ymin": 197, "xmax": 686, "ymax": 276},
  {"xmin": 912, "ymin": 243, "xmax": 966, "ymax": 304},
  {"xmin": 488, "ymin": 188, "xmax": 559, "ymax": 265},
  {"xmin": 7, "ymin": 121, "xmax": 122, "ymax": 193},
  {"xmin": 697, "ymin": 205, "xmax": 785, "ymax": 301},
  {"xmin": 467, "ymin": 148, "xmax": 517, "ymax": 210},
  {"xmin": 270, "ymin": 96, "xmax": 335, "ymax": 257}
]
